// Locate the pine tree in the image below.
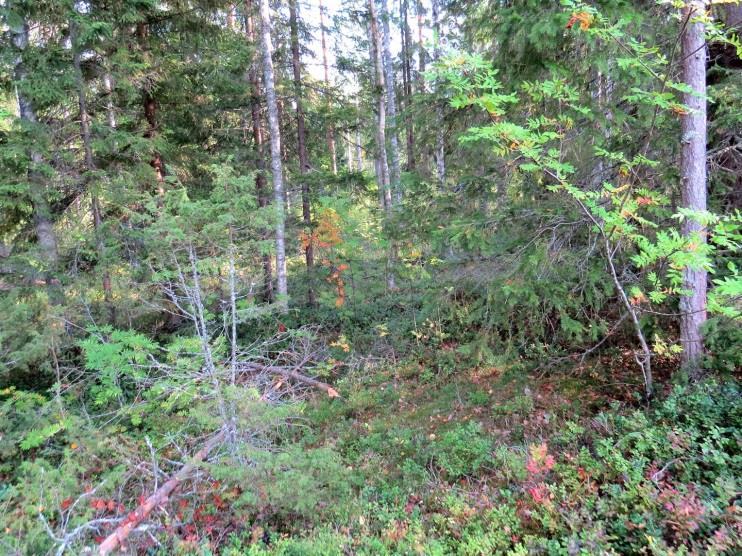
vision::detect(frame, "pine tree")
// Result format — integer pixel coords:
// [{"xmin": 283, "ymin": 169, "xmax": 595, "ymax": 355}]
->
[{"xmin": 679, "ymin": 0, "xmax": 709, "ymax": 373}]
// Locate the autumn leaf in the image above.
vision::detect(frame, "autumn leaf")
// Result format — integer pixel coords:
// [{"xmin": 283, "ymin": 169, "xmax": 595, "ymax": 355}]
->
[
  {"xmin": 327, "ymin": 387, "xmax": 340, "ymax": 398},
  {"xmin": 566, "ymin": 12, "xmax": 593, "ymax": 31}
]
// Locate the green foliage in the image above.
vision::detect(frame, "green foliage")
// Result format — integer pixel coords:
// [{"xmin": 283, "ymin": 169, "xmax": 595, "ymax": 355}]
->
[
  {"xmin": 702, "ymin": 317, "xmax": 742, "ymax": 372},
  {"xmin": 80, "ymin": 326, "xmax": 157, "ymax": 406},
  {"xmin": 429, "ymin": 421, "xmax": 491, "ymax": 480},
  {"xmin": 0, "ymin": 0, "xmax": 739, "ymax": 553}
]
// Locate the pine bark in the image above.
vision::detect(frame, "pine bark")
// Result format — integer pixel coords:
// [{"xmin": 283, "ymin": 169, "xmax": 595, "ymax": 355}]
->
[
  {"xmin": 289, "ymin": 0, "xmax": 316, "ymax": 306},
  {"xmin": 259, "ymin": 0, "xmax": 288, "ymax": 305},
  {"xmin": 679, "ymin": 0, "xmax": 708, "ymax": 373}
]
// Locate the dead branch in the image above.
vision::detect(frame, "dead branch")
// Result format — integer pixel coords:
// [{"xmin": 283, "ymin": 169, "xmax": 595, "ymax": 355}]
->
[
  {"xmin": 243, "ymin": 362, "xmax": 340, "ymax": 398},
  {"xmin": 97, "ymin": 429, "xmax": 225, "ymax": 555}
]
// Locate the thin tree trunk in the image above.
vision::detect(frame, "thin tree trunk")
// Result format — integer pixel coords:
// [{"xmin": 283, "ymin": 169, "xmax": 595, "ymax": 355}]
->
[
  {"xmin": 136, "ymin": 22, "xmax": 165, "ymax": 195},
  {"xmin": 381, "ymin": 0, "xmax": 402, "ymax": 203},
  {"xmin": 11, "ymin": 15, "xmax": 60, "ymax": 297},
  {"xmin": 246, "ymin": 0, "xmax": 274, "ymax": 303},
  {"xmin": 227, "ymin": 3, "xmax": 237, "ymax": 30},
  {"xmin": 604, "ymin": 237, "xmax": 653, "ymax": 399},
  {"xmin": 71, "ymin": 18, "xmax": 114, "ymax": 322},
  {"xmin": 102, "ymin": 72, "xmax": 116, "ymax": 130},
  {"xmin": 369, "ymin": 0, "xmax": 396, "ymax": 290},
  {"xmin": 416, "ymin": 0, "xmax": 428, "ymax": 172},
  {"xmin": 355, "ymin": 98, "xmax": 364, "ymax": 170},
  {"xmin": 416, "ymin": 0, "xmax": 425, "ymax": 86},
  {"xmin": 679, "ymin": 0, "xmax": 708, "ymax": 373},
  {"xmin": 432, "ymin": 0, "xmax": 445, "ymax": 187},
  {"xmin": 369, "ymin": 0, "xmax": 392, "ymax": 211},
  {"xmin": 346, "ymin": 133, "xmax": 354, "ymax": 171},
  {"xmin": 289, "ymin": 0, "xmax": 316, "ymax": 306},
  {"xmin": 259, "ymin": 0, "xmax": 288, "ymax": 306},
  {"xmin": 401, "ymin": 0, "xmax": 415, "ymax": 170},
  {"xmin": 319, "ymin": 0, "xmax": 337, "ymax": 175}
]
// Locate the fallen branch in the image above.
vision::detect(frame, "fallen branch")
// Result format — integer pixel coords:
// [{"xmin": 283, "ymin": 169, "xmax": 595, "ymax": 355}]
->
[
  {"xmin": 98, "ymin": 429, "xmax": 225, "ymax": 555},
  {"xmin": 244, "ymin": 362, "xmax": 340, "ymax": 398}
]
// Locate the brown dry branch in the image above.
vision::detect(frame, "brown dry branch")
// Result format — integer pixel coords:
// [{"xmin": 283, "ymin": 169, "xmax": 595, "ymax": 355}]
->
[
  {"xmin": 242, "ymin": 361, "xmax": 340, "ymax": 398},
  {"xmin": 97, "ymin": 429, "xmax": 226, "ymax": 555}
]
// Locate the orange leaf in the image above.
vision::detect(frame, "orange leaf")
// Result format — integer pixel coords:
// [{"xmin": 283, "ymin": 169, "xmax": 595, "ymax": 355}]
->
[
  {"xmin": 567, "ymin": 11, "xmax": 592, "ymax": 31},
  {"xmin": 327, "ymin": 387, "xmax": 339, "ymax": 398}
]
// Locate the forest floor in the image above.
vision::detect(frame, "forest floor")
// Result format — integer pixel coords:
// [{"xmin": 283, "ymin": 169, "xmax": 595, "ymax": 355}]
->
[{"xmin": 215, "ymin": 348, "xmax": 739, "ymax": 555}]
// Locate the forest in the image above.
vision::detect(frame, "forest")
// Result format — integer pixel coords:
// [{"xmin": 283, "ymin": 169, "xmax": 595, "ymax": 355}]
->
[{"xmin": 0, "ymin": 0, "xmax": 740, "ymax": 554}]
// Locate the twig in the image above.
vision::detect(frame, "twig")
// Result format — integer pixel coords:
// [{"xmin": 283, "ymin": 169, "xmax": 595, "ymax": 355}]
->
[
  {"xmin": 243, "ymin": 362, "xmax": 341, "ymax": 398},
  {"xmin": 97, "ymin": 429, "xmax": 226, "ymax": 555}
]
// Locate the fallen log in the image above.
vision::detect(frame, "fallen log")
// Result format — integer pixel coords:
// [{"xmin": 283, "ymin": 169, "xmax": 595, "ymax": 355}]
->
[
  {"xmin": 97, "ymin": 363, "xmax": 338, "ymax": 553},
  {"xmin": 243, "ymin": 362, "xmax": 340, "ymax": 398},
  {"xmin": 98, "ymin": 429, "xmax": 225, "ymax": 555}
]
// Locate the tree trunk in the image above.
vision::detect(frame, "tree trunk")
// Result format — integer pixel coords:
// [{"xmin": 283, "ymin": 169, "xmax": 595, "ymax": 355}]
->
[
  {"xmin": 346, "ymin": 133, "xmax": 354, "ymax": 171},
  {"xmin": 11, "ymin": 15, "xmax": 60, "ymax": 297},
  {"xmin": 369, "ymin": 0, "xmax": 392, "ymax": 211},
  {"xmin": 416, "ymin": 0, "xmax": 428, "ymax": 173},
  {"xmin": 259, "ymin": 0, "xmax": 288, "ymax": 306},
  {"xmin": 102, "ymin": 72, "xmax": 116, "ymax": 130},
  {"xmin": 401, "ymin": 0, "xmax": 415, "ymax": 171},
  {"xmin": 319, "ymin": 0, "xmax": 338, "ymax": 175},
  {"xmin": 245, "ymin": 0, "xmax": 274, "ymax": 303},
  {"xmin": 416, "ymin": 0, "xmax": 425, "ymax": 86},
  {"xmin": 136, "ymin": 22, "xmax": 166, "ymax": 196},
  {"xmin": 381, "ymin": 0, "xmax": 402, "ymax": 203},
  {"xmin": 679, "ymin": 0, "xmax": 708, "ymax": 374},
  {"xmin": 71, "ymin": 17, "xmax": 114, "ymax": 321},
  {"xmin": 355, "ymin": 98, "xmax": 364, "ymax": 170},
  {"xmin": 721, "ymin": 2, "xmax": 742, "ymax": 29},
  {"xmin": 369, "ymin": 0, "xmax": 397, "ymax": 290},
  {"xmin": 432, "ymin": 0, "xmax": 445, "ymax": 187},
  {"xmin": 289, "ymin": 0, "xmax": 316, "ymax": 306}
]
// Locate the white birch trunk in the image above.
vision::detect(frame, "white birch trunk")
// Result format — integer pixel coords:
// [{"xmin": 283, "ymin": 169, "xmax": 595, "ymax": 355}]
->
[
  {"xmin": 259, "ymin": 0, "xmax": 288, "ymax": 305},
  {"xmin": 381, "ymin": 0, "xmax": 402, "ymax": 203}
]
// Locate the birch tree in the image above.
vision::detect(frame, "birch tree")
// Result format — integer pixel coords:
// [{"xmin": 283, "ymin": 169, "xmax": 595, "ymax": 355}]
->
[
  {"xmin": 432, "ymin": 0, "xmax": 445, "ymax": 187},
  {"xmin": 381, "ymin": 0, "xmax": 402, "ymax": 203},
  {"xmin": 369, "ymin": 0, "xmax": 396, "ymax": 290},
  {"xmin": 259, "ymin": 0, "xmax": 288, "ymax": 304},
  {"xmin": 245, "ymin": 0, "xmax": 274, "ymax": 303},
  {"xmin": 369, "ymin": 0, "xmax": 392, "ymax": 211}
]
